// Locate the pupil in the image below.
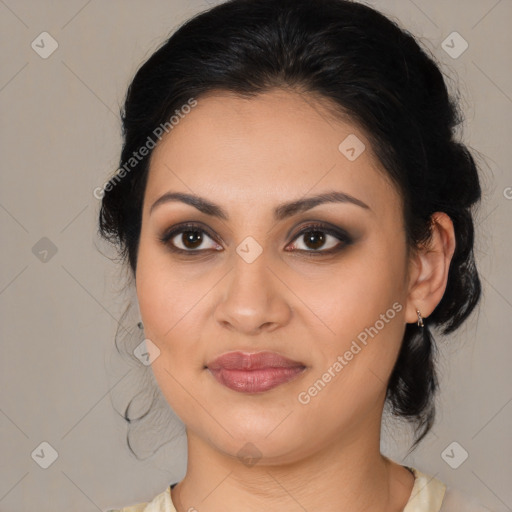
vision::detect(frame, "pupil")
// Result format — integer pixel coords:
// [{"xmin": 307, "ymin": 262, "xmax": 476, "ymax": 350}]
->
[
  {"xmin": 183, "ymin": 230, "xmax": 202, "ymax": 249},
  {"xmin": 305, "ymin": 230, "xmax": 325, "ymax": 249}
]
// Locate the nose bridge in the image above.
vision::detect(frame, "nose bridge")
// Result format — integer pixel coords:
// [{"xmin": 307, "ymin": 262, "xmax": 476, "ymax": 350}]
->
[
  {"xmin": 229, "ymin": 236, "xmax": 274, "ymax": 305},
  {"xmin": 228, "ymin": 217, "xmax": 274, "ymax": 279},
  {"xmin": 213, "ymin": 236, "xmax": 291, "ymax": 333}
]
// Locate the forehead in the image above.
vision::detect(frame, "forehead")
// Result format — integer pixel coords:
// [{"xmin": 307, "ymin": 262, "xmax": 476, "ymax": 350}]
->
[{"xmin": 144, "ymin": 89, "xmax": 402, "ymax": 221}]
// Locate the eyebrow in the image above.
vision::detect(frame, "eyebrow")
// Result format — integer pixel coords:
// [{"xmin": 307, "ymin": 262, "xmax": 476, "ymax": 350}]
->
[{"xmin": 149, "ymin": 190, "xmax": 371, "ymax": 220}]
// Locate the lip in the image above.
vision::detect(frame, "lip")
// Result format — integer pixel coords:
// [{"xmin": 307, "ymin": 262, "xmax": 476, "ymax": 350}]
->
[{"xmin": 206, "ymin": 351, "xmax": 306, "ymax": 393}]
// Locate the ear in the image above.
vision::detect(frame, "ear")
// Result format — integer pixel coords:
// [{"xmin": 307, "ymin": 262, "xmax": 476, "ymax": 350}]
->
[{"xmin": 405, "ymin": 212, "xmax": 456, "ymax": 325}]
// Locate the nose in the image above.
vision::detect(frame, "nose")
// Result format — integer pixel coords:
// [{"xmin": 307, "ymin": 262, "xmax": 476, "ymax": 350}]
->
[{"xmin": 213, "ymin": 250, "xmax": 292, "ymax": 335}]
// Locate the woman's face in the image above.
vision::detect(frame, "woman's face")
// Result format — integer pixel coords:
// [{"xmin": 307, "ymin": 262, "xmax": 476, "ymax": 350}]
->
[{"xmin": 135, "ymin": 89, "xmax": 415, "ymax": 463}]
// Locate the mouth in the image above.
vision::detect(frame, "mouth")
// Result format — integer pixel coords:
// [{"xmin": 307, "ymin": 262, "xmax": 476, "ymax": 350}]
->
[{"xmin": 206, "ymin": 351, "xmax": 307, "ymax": 393}]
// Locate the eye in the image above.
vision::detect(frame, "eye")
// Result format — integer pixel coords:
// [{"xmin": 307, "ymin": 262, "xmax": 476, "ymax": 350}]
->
[
  {"xmin": 286, "ymin": 223, "xmax": 352, "ymax": 254},
  {"xmin": 159, "ymin": 221, "xmax": 352, "ymax": 255},
  {"xmin": 159, "ymin": 223, "xmax": 222, "ymax": 253}
]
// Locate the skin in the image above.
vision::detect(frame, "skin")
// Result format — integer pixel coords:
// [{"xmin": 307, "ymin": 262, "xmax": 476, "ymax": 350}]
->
[{"xmin": 135, "ymin": 88, "xmax": 456, "ymax": 512}]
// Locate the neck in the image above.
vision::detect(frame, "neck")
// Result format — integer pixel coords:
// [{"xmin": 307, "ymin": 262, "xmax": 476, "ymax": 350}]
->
[{"xmin": 171, "ymin": 419, "xmax": 414, "ymax": 512}]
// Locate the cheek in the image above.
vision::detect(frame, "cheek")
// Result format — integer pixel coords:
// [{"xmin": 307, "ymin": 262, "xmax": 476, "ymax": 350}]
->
[
  {"xmin": 297, "ymin": 301, "xmax": 406, "ymax": 433},
  {"xmin": 135, "ymin": 257, "xmax": 209, "ymax": 422},
  {"xmin": 136, "ymin": 239, "xmax": 199, "ymax": 336},
  {"xmin": 135, "ymin": 240, "xmax": 221, "ymax": 377},
  {"xmin": 303, "ymin": 238, "xmax": 408, "ymax": 391},
  {"xmin": 308, "ymin": 241, "xmax": 407, "ymax": 336}
]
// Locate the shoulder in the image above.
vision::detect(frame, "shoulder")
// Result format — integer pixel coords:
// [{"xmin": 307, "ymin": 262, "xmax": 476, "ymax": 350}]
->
[
  {"xmin": 404, "ymin": 466, "xmax": 492, "ymax": 512},
  {"xmin": 106, "ymin": 486, "xmax": 175, "ymax": 512},
  {"xmin": 403, "ymin": 466, "xmax": 447, "ymax": 512}
]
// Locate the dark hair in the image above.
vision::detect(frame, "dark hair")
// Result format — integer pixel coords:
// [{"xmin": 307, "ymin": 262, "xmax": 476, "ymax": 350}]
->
[{"xmin": 98, "ymin": 0, "xmax": 481, "ymax": 454}]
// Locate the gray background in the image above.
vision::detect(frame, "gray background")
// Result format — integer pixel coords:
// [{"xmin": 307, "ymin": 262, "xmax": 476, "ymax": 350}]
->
[{"xmin": 0, "ymin": 0, "xmax": 511, "ymax": 511}]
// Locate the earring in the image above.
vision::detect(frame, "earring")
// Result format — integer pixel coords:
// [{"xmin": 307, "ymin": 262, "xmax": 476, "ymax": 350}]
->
[
  {"xmin": 137, "ymin": 321, "xmax": 144, "ymax": 330},
  {"xmin": 416, "ymin": 309, "xmax": 424, "ymax": 328}
]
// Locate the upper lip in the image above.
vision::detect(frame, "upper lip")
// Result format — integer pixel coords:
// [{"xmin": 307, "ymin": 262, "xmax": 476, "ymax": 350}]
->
[{"xmin": 207, "ymin": 351, "xmax": 305, "ymax": 371}]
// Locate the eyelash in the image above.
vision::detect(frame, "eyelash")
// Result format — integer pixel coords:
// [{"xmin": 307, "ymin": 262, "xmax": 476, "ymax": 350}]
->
[{"xmin": 158, "ymin": 222, "xmax": 353, "ymax": 257}]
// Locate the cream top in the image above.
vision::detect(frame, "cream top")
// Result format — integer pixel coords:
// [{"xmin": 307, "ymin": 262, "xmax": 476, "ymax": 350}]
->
[{"xmin": 107, "ymin": 466, "xmax": 491, "ymax": 512}]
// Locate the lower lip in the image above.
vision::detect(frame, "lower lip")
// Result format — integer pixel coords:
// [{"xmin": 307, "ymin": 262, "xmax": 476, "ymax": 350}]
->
[{"xmin": 208, "ymin": 366, "xmax": 306, "ymax": 393}]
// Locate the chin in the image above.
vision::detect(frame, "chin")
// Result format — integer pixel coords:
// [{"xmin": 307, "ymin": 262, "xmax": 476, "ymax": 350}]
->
[{"xmin": 201, "ymin": 423, "xmax": 312, "ymax": 466}]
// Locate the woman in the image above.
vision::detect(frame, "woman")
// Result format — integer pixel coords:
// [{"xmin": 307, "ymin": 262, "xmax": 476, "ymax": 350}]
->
[{"xmin": 100, "ymin": 0, "xmax": 489, "ymax": 510}]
